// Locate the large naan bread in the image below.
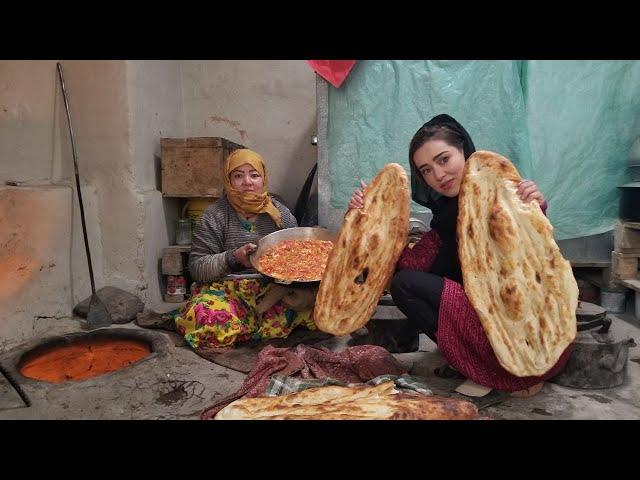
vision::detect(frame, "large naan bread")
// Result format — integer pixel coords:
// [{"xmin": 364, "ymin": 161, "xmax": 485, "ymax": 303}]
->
[
  {"xmin": 458, "ymin": 150, "xmax": 578, "ymax": 377},
  {"xmin": 314, "ymin": 164, "xmax": 410, "ymax": 336},
  {"xmin": 214, "ymin": 381, "xmax": 479, "ymax": 420}
]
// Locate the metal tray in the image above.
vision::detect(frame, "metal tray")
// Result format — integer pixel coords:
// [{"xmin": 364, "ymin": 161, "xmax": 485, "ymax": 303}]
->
[{"xmin": 249, "ymin": 227, "xmax": 336, "ymax": 285}]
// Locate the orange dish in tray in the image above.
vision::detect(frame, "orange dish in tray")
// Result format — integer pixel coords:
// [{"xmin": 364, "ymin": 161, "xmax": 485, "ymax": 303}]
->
[{"xmin": 258, "ymin": 239, "xmax": 334, "ymax": 282}]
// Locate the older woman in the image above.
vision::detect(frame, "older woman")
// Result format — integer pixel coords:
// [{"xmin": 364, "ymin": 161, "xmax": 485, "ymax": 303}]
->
[{"xmin": 139, "ymin": 149, "xmax": 317, "ymax": 351}]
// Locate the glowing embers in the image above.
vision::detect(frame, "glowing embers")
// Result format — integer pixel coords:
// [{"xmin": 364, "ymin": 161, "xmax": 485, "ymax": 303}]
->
[{"xmin": 19, "ymin": 336, "xmax": 152, "ymax": 383}]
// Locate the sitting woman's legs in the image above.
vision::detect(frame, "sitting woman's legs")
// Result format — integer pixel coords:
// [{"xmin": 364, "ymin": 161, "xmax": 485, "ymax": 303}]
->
[
  {"xmin": 390, "ymin": 270, "xmax": 444, "ymax": 344},
  {"xmin": 174, "ymin": 279, "xmax": 315, "ymax": 350}
]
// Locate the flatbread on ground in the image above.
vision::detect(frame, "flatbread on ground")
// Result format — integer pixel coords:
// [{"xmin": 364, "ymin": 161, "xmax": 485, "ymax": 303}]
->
[{"xmin": 214, "ymin": 381, "xmax": 479, "ymax": 420}]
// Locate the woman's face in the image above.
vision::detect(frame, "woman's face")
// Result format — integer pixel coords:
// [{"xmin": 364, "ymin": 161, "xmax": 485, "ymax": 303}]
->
[
  {"xmin": 412, "ymin": 138, "xmax": 466, "ymax": 197},
  {"xmin": 229, "ymin": 163, "xmax": 264, "ymax": 193}
]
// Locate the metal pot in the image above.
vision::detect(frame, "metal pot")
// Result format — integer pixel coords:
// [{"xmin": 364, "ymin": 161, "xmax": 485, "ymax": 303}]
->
[
  {"xmin": 551, "ymin": 302, "xmax": 636, "ymax": 389},
  {"xmin": 618, "ymin": 182, "xmax": 640, "ymax": 221},
  {"xmin": 249, "ymin": 227, "xmax": 336, "ymax": 286}
]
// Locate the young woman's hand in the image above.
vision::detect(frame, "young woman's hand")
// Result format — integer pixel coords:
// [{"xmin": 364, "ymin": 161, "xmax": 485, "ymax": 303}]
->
[
  {"xmin": 348, "ymin": 180, "xmax": 367, "ymax": 210},
  {"xmin": 234, "ymin": 243, "xmax": 257, "ymax": 268},
  {"xmin": 517, "ymin": 179, "xmax": 546, "ymax": 206}
]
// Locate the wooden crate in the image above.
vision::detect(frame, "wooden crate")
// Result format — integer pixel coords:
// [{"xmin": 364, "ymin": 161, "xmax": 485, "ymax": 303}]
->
[
  {"xmin": 161, "ymin": 245, "xmax": 191, "ymax": 275},
  {"xmin": 611, "ymin": 251, "xmax": 639, "ymax": 283},
  {"xmin": 160, "ymin": 245, "xmax": 192, "ymax": 303},
  {"xmin": 161, "ymin": 137, "xmax": 245, "ymax": 197},
  {"xmin": 610, "ymin": 221, "xmax": 640, "ymax": 288},
  {"xmin": 614, "ymin": 220, "xmax": 640, "ymax": 255},
  {"xmin": 620, "ymin": 278, "xmax": 640, "ymax": 320}
]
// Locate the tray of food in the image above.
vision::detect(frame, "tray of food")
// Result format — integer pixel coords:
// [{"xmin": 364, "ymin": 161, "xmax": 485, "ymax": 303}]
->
[{"xmin": 249, "ymin": 227, "xmax": 336, "ymax": 285}]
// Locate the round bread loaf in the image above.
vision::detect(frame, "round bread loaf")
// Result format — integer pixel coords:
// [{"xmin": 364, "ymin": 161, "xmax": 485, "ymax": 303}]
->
[
  {"xmin": 458, "ymin": 150, "xmax": 578, "ymax": 377},
  {"xmin": 314, "ymin": 163, "xmax": 410, "ymax": 336}
]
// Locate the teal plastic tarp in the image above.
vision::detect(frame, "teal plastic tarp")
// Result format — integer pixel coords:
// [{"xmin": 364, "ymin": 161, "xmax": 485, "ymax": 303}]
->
[{"xmin": 327, "ymin": 60, "xmax": 640, "ymax": 240}]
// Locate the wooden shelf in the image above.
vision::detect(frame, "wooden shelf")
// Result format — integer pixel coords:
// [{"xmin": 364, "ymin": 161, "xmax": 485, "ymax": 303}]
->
[
  {"xmin": 164, "ymin": 245, "xmax": 191, "ymax": 253},
  {"xmin": 622, "ymin": 221, "xmax": 640, "ymax": 231},
  {"xmin": 570, "ymin": 260, "xmax": 611, "ymax": 268},
  {"xmin": 162, "ymin": 194, "xmax": 218, "ymax": 198},
  {"xmin": 620, "ymin": 278, "xmax": 640, "ymax": 292}
]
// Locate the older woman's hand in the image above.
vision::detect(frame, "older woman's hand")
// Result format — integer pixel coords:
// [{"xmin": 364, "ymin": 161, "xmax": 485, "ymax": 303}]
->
[
  {"xmin": 348, "ymin": 180, "xmax": 367, "ymax": 210},
  {"xmin": 234, "ymin": 243, "xmax": 257, "ymax": 268},
  {"xmin": 517, "ymin": 179, "xmax": 546, "ymax": 206}
]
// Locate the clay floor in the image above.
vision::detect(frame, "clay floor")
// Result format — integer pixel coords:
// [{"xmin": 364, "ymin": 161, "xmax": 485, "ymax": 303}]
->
[{"xmin": 1, "ymin": 309, "xmax": 639, "ymax": 421}]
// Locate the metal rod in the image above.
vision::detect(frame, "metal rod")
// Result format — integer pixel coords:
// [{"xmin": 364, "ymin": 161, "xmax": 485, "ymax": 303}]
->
[
  {"xmin": 0, "ymin": 363, "xmax": 31, "ymax": 408},
  {"xmin": 57, "ymin": 62, "xmax": 96, "ymax": 296}
]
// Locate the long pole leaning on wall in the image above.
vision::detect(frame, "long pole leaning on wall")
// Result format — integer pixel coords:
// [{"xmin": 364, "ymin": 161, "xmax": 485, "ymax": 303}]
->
[{"xmin": 56, "ymin": 62, "xmax": 112, "ymax": 330}]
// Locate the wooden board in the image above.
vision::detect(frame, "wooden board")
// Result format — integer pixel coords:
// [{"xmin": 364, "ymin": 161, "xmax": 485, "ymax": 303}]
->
[
  {"xmin": 614, "ymin": 221, "xmax": 640, "ymax": 252},
  {"xmin": 611, "ymin": 251, "xmax": 639, "ymax": 282},
  {"xmin": 161, "ymin": 250, "xmax": 184, "ymax": 275},
  {"xmin": 570, "ymin": 260, "xmax": 611, "ymax": 268},
  {"xmin": 620, "ymin": 278, "xmax": 640, "ymax": 292},
  {"xmin": 164, "ymin": 245, "xmax": 192, "ymax": 253},
  {"xmin": 622, "ymin": 221, "xmax": 640, "ymax": 231}
]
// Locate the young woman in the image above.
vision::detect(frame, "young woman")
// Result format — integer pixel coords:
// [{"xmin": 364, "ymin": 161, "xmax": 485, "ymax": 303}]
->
[{"xmin": 349, "ymin": 114, "xmax": 571, "ymax": 395}]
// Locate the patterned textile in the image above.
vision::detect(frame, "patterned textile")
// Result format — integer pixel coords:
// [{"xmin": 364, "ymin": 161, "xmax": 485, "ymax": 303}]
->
[
  {"xmin": 174, "ymin": 279, "xmax": 315, "ymax": 350},
  {"xmin": 265, "ymin": 373, "xmax": 434, "ymax": 397}
]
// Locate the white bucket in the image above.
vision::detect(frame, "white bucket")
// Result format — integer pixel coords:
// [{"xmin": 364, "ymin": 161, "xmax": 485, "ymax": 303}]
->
[{"xmin": 600, "ymin": 290, "xmax": 626, "ymax": 313}]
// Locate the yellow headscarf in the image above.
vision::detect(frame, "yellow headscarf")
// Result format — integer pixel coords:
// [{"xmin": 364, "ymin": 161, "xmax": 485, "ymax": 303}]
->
[{"xmin": 224, "ymin": 149, "xmax": 283, "ymax": 227}]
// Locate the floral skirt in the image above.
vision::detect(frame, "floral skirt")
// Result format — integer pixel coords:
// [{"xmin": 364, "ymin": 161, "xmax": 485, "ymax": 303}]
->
[{"xmin": 174, "ymin": 279, "xmax": 316, "ymax": 349}]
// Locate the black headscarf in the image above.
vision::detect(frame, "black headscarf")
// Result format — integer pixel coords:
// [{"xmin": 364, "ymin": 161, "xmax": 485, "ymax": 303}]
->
[{"xmin": 408, "ymin": 114, "xmax": 476, "ymax": 284}]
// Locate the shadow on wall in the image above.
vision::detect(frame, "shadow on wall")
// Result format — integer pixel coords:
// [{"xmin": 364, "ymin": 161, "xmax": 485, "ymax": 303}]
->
[
  {"xmin": 287, "ymin": 122, "xmax": 318, "ymax": 224},
  {"xmin": 154, "ymin": 154, "xmax": 162, "ymax": 193},
  {"xmin": 154, "ymin": 152, "xmax": 183, "ymax": 244}
]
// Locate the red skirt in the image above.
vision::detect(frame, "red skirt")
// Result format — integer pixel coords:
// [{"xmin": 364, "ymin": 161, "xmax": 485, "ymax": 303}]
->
[{"xmin": 436, "ymin": 279, "xmax": 572, "ymax": 392}]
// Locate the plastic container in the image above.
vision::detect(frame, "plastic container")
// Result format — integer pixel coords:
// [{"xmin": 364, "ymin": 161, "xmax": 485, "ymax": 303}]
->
[
  {"xmin": 175, "ymin": 218, "xmax": 192, "ymax": 245},
  {"xmin": 600, "ymin": 290, "xmax": 626, "ymax": 314},
  {"xmin": 184, "ymin": 198, "xmax": 214, "ymax": 230}
]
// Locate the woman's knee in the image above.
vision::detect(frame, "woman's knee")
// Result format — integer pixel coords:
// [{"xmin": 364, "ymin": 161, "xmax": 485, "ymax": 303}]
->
[
  {"xmin": 390, "ymin": 270, "xmax": 417, "ymax": 295},
  {"xmin": 390, "ymin": 270, "xmax": 445, "ymax": 308},
  {"xmin": 390, "ymin": 270, "xmax": 416, "ymax": 302}
]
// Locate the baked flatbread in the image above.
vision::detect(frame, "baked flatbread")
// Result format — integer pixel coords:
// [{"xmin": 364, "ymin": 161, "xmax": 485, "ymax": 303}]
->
[
  {"xmin": 214, "ymin": 381, "xmax": 479, "ymax": 420},
  {"xmin": 314, "ymin": 164, "xmax": 410, "ymax": 336},
  {"xmin": 458, "ymin": 150, "xmax": 577, "ymax": 377}
]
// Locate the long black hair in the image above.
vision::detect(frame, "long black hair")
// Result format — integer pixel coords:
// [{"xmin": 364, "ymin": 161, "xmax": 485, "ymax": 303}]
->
[{"xmin": 408, "ymin": 114, "xmax": 476, "ymax": 283}]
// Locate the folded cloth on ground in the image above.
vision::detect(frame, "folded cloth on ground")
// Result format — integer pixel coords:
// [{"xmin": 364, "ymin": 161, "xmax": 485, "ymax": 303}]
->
[{"xmin": 265, "ymin": 373, "xmax": 433, "ymax": 397}]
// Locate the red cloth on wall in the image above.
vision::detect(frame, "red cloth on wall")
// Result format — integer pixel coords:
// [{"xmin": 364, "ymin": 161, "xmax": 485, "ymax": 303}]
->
[{"xmin": 306, "ymin": 60, "xmax": 356, "ymax": 88}]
